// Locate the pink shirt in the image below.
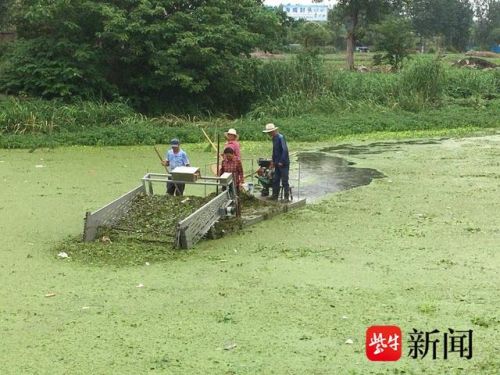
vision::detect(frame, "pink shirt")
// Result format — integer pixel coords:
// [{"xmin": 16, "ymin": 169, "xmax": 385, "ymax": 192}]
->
[{"xmin": 224, "ymin": 140, "xmax": 241, "ymax": 161}]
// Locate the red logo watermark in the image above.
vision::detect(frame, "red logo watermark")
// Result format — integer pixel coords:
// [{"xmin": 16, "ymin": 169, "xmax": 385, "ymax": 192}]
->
[{"xmin": 366, "ymin": 325, "xmax": 402, "ymax": 361}]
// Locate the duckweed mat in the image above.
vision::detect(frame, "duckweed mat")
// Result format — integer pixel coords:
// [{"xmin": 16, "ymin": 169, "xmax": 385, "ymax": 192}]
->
[
  {"xmin": 99, "ymin": 193, "xmax": 213, "ymax": 243},
  {"xmin": 56, "ymin": 192, "xmax": 276, "ymax": 266},
  {"xmin": 4, "ymin": 137, "xmax": 500, "ymax": 374}
]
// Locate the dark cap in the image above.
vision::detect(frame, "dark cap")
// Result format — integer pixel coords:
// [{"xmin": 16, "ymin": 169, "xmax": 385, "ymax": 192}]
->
[{"xmin": 170, "ymin": 138, "xmax": 180, "ymax": 146}]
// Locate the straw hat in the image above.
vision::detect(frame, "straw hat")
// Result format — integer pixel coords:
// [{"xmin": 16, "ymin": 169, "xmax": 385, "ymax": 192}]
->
[
  {"xmin": 262, "ymin": 123, "xmax": 278, "ymax": 133},
  {"xmin": 224, "ymin": 128, "xmax": 239, "ymax": 140}
]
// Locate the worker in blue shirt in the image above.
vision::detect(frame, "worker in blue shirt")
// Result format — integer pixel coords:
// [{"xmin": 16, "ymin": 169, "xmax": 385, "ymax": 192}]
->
[
  {"xmin": 161, "ymin": 138, "xmax": 190, "ymax": 196},
  {"xmin": 262, "ymin": 123, "xmax": 290, "ymax": 201}
]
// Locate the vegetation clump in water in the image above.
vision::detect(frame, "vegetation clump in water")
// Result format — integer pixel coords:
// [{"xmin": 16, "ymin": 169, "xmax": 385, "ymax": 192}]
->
[
  {"xmin": 56, "ymin": 192, "xmax": 275, "ymax": 265},
  {"xmin": 99, "ymin": 193, "xmax": 212, "ymax": 243},
  {"xmin": 57, "ymin": 194, "xmax": 212, "ymax": 266}
]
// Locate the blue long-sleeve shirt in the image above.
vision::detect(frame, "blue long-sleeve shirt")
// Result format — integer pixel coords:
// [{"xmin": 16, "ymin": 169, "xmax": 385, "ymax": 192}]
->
[{"xmin": 272, "ymin": 133, "xmax": 289, "ymax": 166}]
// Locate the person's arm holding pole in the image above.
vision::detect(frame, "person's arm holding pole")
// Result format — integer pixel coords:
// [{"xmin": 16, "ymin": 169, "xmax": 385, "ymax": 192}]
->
[{"xmin": 154, "ymin": 146, "xmax": 169, "ymax": 171}]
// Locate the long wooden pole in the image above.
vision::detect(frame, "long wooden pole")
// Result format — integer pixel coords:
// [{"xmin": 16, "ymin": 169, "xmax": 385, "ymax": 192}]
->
[
  {"xmin": 154, "ymin": 146, "xmax": 166, "ymax": 167},
  {"xmin": 202, "ymin": 128, "xmax": 219, "ymax": 176},
  {"xmin": 244, "ymin": 168, "xmax": 260, "ymax": 179},
  {"xmin": 201, "ymin": 128, "xmax": 218, "ymax": 152}
]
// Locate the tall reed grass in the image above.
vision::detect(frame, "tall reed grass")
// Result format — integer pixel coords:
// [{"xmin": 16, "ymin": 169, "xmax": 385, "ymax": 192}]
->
[
  {"xmin": 254, "ymin": 53, "xmax": 327, "ymax": 99},
  {"xmin": 443, "ymin": 68, "xmax": 499, "ymax": 99},
  {"xmin": 250, "ymin": 55, "xmax": 498, "ymax": 118},
  {"xmin": 1, "ymin": 54, "xmax": 498, "ymax": 143},
  {"xmin": 397, "ymin": 57, "xmax": 445, "ymax": 111},
  {"xmin": 0, "ymin": 98, "xmax": 134, "ymax": 134}
]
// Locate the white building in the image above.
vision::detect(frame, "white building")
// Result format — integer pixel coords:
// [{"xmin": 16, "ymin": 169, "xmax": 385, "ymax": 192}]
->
[
  {"xmin": 282, "ymin": 3, "xmax": 330, "ymax": 22},
  {"xmin": 265, "ymin": 0, "xmax": 337, "ymax": 8}
]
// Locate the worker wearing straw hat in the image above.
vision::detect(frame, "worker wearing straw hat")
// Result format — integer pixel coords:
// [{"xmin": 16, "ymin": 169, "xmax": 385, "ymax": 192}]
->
[
  {"xmin": 223, "ymin": 128, "xmax": 241, "ymax": 161},
  {"xmin": 262, "ymin": 123, "xmax": 290, "ymax": 201}
]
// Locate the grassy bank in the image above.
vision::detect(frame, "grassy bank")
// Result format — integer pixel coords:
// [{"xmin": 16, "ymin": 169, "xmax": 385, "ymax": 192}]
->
[
  {"xmin": 1, "ymin": 97, "xmax": 499, "ymax": 149},
  {"xmin": 306, "ymin": 52, "xmax": 500, "ymax": 69},
  {"xmin": 0, "ymin": 135, "xmax": 498, "ymax": 373},
  {"xmin": 1, "ymin": 57, "xmax": 498, "ymax": 148}
]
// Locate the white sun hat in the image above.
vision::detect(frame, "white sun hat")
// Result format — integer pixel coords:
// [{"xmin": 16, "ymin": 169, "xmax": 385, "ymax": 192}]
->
[
  {"xmin": 262, "ymin": 123, "xmax": 279, "ymax": 133},
  {"xmin": 224, "ymin": 128, "xmax": 239, "ymax": 140}
]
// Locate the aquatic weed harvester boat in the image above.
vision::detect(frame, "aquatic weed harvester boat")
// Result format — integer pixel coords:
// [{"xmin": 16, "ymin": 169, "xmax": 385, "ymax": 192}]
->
[{"xmin": 83, "ymin": 165, "xmax": 305, "ymax": 249}]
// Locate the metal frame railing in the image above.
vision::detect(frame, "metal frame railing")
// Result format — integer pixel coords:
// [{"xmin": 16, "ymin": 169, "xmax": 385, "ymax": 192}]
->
[{"xmin": 83, "ymin": 185, "xmax": 146, "ymax": 242}]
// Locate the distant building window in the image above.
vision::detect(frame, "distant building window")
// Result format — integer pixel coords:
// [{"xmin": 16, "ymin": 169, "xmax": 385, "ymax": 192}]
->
[
  {"xmin": 286, "ymin": 8, "xmax": 290, "ymax": 12},
  {"xmin": 293, "ymin": 8, "xmax": 297, "ymax": 12},
  {"xmin": 308, "ymin": 7, "xmax": 312, "ymax": 12}
]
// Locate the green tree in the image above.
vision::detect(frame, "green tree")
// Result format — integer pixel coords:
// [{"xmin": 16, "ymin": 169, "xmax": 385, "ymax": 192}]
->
[
  {"xmin": 472, "ymin": 0, "xmax": 500, "ymax": 48},
  {"xmin": 295, "ymin": 22, "xmax": 332, "ymax": 49},
  {"xmin": 330, "ymin": 0, "xmax": 403, "ymax": 70},
  {"xmin": 275, "ymin": 5, "xmax": 305, "ymax": 48},
  {"xmin": 249, "ymin": 5, "xmax": 290, "ymax": 52},
  {"xmin": 490, "ymin": 27, "xmax": 500, "ymax": 43},
  {"xmin": 0, "ymin": 0, "xmax": 280, "ymax": 114},
  {"xmin": 410, "ymin": 0, "xmax": 474, "ymax": 51},
  {"xmin": 0, "ymin": 0, "xmax": 13, "ymax": 30},
  {"xmin": 327, "ymin": 15, "xmax": 348, "ymax": 51},
  {"xmin": 372, "ymin": 16, "xmax": 415, "ymax": 70}
]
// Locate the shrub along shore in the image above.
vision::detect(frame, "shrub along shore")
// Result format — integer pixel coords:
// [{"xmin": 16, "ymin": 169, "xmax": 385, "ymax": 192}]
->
[
  {"xmin": 1, "ymin": 57, "xmax": 498, "ymax": 149},
  {"xmin": 1, "ymin": 100, "xmax": 499, "ymax": 149}
]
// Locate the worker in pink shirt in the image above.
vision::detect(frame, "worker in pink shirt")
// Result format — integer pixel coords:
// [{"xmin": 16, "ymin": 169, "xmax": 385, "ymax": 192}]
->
[{"xmin": 223, "ymin": 128, "xmax": 241, "ymax": 161}]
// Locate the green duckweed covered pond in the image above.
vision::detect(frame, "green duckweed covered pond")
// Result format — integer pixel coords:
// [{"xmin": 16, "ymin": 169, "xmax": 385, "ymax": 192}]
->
[{"xmin": 0, "ymin": 135, "xmax": 499, "ymax": 374}]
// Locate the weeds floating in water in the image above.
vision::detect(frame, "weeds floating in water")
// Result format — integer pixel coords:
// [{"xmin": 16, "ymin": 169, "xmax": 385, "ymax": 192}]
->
[
  {"xmin": 55, "ymin": 194, "xmax": 212, "ymax": 266},
  {"xmin": 100, "ymin": 194, "xmax": 213, "ymax": 243},
  {"xmin": 54, "ymin": 192, "xmax": 279, "ymax": 266}
]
